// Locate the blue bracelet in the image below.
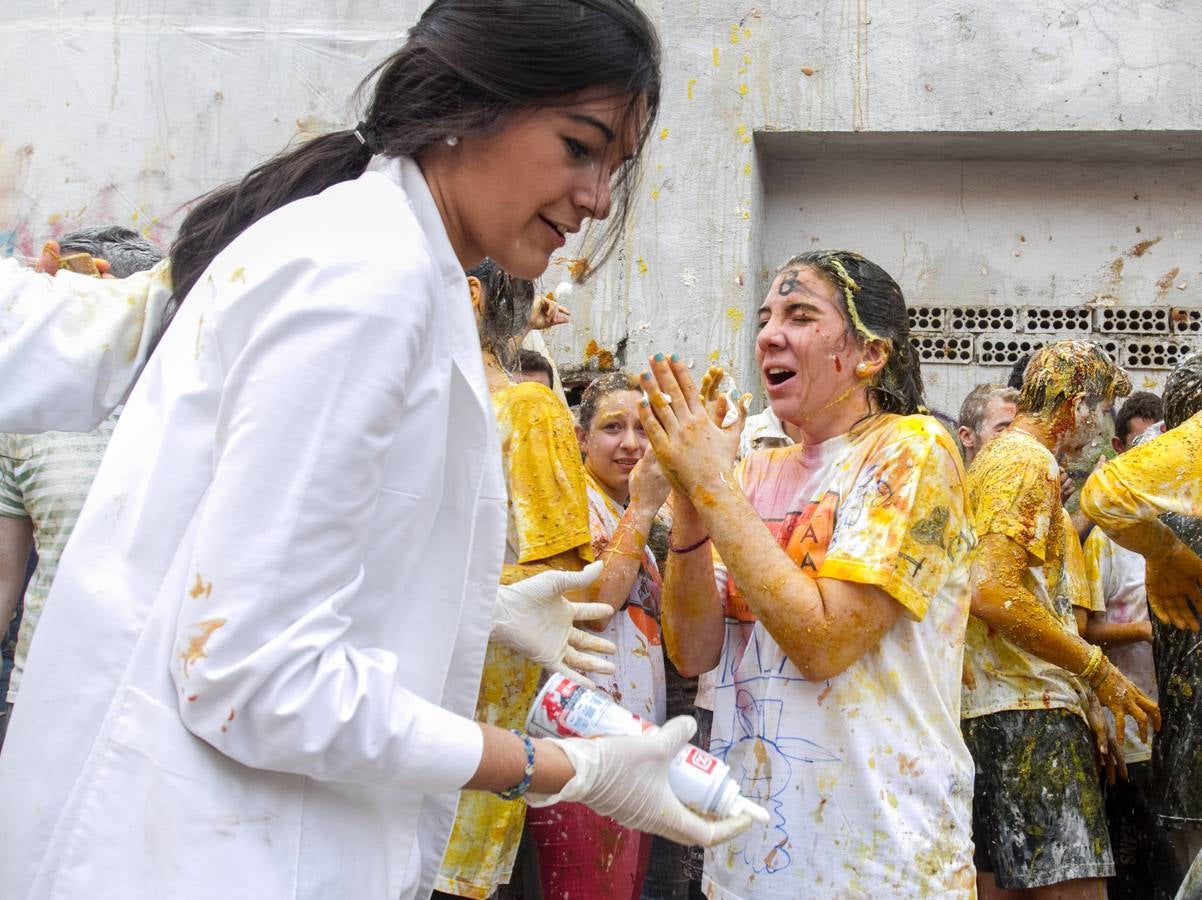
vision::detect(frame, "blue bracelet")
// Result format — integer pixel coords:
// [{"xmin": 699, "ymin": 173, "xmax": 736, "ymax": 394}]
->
[{"xmin": 496, "ymin": 730, "xmax": 536, "ymax": 801}]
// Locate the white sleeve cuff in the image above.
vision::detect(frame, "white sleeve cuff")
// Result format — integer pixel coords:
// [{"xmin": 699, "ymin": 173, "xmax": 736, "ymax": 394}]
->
[{"xmin": 397, "ymin": 692, "xmax": 484, "ymax": 793}]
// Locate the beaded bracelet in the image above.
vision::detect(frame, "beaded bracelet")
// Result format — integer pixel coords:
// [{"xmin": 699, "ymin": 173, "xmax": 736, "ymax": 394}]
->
[
  {"xmin": 496, "ymin": 730, "xmax": 536, "ymax": 801},
  {"xmin": 669, "ymin": 533, "xmax": 711, "ymax": 554}
]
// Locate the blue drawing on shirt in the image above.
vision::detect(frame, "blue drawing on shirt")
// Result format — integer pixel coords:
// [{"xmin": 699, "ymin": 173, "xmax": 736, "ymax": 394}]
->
[{"xmin": 710, "ymin": 688, "xmax": 841, "ymax": 875}]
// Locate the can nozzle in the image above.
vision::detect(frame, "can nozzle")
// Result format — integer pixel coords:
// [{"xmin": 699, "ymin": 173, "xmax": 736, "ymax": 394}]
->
[{"xmin": 732, "ymin": 796, "xmax": 771, "ymax": 825}]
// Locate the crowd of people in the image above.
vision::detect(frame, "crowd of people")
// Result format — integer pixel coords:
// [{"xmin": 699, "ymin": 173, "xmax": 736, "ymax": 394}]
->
[{"xmin": 0, "ymin": 1, "xmax": 1200, "ymax": 899}]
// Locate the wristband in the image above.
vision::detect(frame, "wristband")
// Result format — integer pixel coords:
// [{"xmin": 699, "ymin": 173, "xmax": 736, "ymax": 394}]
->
[
  {"xmin": 669, "ymin": 533, "xmax": 711, "ymax": 554},
  {"xmin": 496, "ymin": 730, "xmax": 536, "ymax": 801}
]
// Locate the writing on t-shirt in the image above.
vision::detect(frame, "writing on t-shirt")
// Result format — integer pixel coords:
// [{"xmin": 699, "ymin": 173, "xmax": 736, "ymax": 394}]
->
[{"xmin": 726, "ymin": 491, "xmax": 839, "ymax": 623}]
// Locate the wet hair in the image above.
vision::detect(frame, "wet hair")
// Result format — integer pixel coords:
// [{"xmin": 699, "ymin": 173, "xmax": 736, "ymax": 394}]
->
[
  {"xmin": 518, "ymin": 348, "xmax": 555, "ymax": 385},
  {"xmin": 578, "ymin": 371, "xmax": 641, "ymax": 432},
  {"xmin": 1114, "ymin": 391, "xmax": 1164, "ymax": 443},
  {"xmin": 776, "ymin": 250, "xmax": 925, "ymax": 416},
  {"xmin": 169, "ymin": 0, "xmax": 662, "ymax": 317},
  {"xmin": 1164, "ymin": 350, "xmax": 1202, "ymax": 430},
  {"xmin": 958, "ymin": 384, "xmax": 1019, "ymax": 434},
  {"xmin": 59, "ymin": 225, "xmax": 162, "ymax": 278},
  {"xmin": 469, "ymin": 258, "xmax": 536, "ymax": 370},
  {"xmin": 1015, "ymin": 340, "xmax": 1131, "ymax": 418}
]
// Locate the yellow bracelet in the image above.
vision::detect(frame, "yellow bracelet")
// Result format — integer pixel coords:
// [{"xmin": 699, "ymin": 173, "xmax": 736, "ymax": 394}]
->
[
  {"xmin": 1079, "ymin": 644, "xmax": 1106, "ymax": 687},
  {"xmin": 603, "ymin": 545, "xmax": 646, "ymax": 563},
  {"xmin": 613, "ymin": 521, "xmax": 647, "ymax": 546}
]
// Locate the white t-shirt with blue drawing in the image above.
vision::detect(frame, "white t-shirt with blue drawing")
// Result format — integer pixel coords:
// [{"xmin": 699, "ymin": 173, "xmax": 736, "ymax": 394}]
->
[{"xmin": 703, "ymin": 415, "xmax": 976, "ymax": 899}]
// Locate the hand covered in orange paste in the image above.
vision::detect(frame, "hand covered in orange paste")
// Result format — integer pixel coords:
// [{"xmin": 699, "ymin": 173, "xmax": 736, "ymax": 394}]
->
[
  {"xmin": 1092, "ymin": 658, "xmax": 1160, "ymax": 747},
  {"xmin": 628, "ymin": 446, "xmax": 672, "ymax": 513},
  {"xmin": 36, "ymin": 240, "xmax": 111, "ymax": 278},
  {"xmin": 1143, "ymin": 541, "xmax": 1202, "ymax": 632},
  {"xmin": 528, "ymin": 294, "xmax": 570, "ymax": 330},
  {"xmin": 1085, "ymin": 692, "xmax": 1127, "ymax": 786},
  {"xmin": 637, "ymin": 355, "xmax": 749, "ymax": 495}
]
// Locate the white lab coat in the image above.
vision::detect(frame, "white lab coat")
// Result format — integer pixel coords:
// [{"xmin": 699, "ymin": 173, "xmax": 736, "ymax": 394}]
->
[
  {"xmin": 0, "ymin": 256, "xmax": 173, "ymax": 433},
  {"xmin": 0, "ymin": 156, "xmax": 506, "ymax": 899}
]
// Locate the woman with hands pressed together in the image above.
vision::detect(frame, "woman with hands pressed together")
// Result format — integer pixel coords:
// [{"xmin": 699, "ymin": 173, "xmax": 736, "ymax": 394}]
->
[{"xmin": 640, "ymin": 251, "xmax": 977, "ymax": 898}]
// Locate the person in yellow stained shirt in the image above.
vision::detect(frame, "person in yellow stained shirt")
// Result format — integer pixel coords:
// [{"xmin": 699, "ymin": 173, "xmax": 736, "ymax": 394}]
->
[
  {"xmin": 435, "ymin": 260, "xmax": 605, "ymax": 900},
  {"xmin": 1079, "ymin": 392, "xmax": 1175, "ymax": 900},
  {"xmin": 1081, "ymin": 351, "xmax": 1202, "ymax": 897},
  {"xmin": 962, "ymin": 341, "xmax": 1160, "ymax": 899},
  {"xmin": 1081, "ymin": 393, "xmax": 1202, "ymax": 635}
]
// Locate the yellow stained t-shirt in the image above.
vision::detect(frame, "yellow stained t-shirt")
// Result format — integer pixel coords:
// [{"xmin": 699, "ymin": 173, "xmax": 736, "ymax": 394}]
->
[
  {"xmin": 1059, "ymin": 507, "xmax": 1103, "ymax": 615},
  {"xmin": 435, "ymin": 381, "xmax": 593, "ymax": 899},
  {"xmin": 962, "ymin": 428, "xmax": 1087, "ymax": 720},
  {"xmin": 1081, "ymin": 410, "xmax": 1202, "ymax": 529}
]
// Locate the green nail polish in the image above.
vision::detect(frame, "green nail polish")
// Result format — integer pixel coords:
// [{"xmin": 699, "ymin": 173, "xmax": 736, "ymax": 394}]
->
[
  {"xmin": 641, "ymin": 371, "xmax": 652, "ymax": 380},
  {"xmin": 654, "ymin": 352, "xmax": 665, "ymax": 363},
  {"xmin": 671, "ymin": 353, "xmax": 680, "ymax": 362}
]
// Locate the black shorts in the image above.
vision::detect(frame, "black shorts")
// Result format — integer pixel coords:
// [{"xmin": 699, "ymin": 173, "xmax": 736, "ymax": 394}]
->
[{"xmin": 963, "ymin": 708, "xmax": 1115, "ymax": 889}]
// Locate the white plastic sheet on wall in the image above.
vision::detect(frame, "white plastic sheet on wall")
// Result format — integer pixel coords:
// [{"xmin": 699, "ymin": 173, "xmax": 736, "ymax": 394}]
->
[{"xmin": 0, "ymin": 3, "xmax": 423, "ymax": 259}]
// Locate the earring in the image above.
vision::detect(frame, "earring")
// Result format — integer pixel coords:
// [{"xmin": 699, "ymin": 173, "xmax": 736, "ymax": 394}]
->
[
  {"xmin": 445, "ymin": 135, "xmax": 460, "ymax": 147},
  {"xmin": 855, "ymin": 362, "xmax": 870, "ymax": 377}
]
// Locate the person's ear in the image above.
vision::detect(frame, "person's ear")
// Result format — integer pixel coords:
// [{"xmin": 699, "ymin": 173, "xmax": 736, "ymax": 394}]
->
[
  {"xmin": 1112, "ymin": 435, "xmax": 1126, "ymax": 454},
  {"xmin": 855, "ymin": 339, "xmax": 889, "ymax": 379},
  {"xmin": 467, "ymin": 276, "xmax": 484, "ymax": 319},
  {"xmin": 958, "ymin": 425, "xmax": 976, "ymax": 450},
  {"xmin": 575, "ymin": 424, "xmax": 588, "ymax": 456}
]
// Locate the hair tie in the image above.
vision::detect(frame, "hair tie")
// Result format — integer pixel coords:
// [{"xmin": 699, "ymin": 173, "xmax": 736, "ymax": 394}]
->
[{"xmin": 353, "ymin": 121, "xmax": 373, "ymax": 152}]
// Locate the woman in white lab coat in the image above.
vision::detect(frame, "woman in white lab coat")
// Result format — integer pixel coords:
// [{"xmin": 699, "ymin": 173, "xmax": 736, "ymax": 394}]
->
[{"xmin": 0, "ymin": 2, "xmax": 752, "ymax": 898}]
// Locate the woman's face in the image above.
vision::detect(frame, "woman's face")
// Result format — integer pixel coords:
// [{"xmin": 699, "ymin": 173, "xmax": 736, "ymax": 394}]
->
[
  {"xmin": 755, "ymin": 265, "xmax": 874, "ymax": 428},
  {"xmin": 579, "ymin": 390, "xmax": 648, "ymax": 503},
  {"xmin": 440, "ymin": 89, "xmax": 642, "ymax": 280}
]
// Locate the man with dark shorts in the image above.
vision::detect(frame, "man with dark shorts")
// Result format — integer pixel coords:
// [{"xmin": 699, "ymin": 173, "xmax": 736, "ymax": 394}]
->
[{"xmin": 963, "ymin": 341, "xmax": 1160, "ymax": 898}]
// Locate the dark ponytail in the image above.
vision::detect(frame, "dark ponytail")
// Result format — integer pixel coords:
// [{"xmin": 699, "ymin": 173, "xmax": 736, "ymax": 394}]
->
[
  {"xmin": 170, "ymin": 132, "xmax": 371, "ymax": 309},
  {"xmin": 780, "ymin": 250, "xmax": 927, "ymax": 417},
  {"xmin": 169, "ymin": 0, "xmax": 661, "ymax": 320}
]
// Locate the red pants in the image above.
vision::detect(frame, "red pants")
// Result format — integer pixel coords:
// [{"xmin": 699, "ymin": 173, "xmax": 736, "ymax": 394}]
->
[{"xmin": 525, "ymin": 801, "xmax": 652, "ymax": 900}]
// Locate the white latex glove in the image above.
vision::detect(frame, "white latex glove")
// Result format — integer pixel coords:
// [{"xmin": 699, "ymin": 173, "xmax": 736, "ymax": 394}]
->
[
  {"xmin": 491, "ymin": 561, "xmax": 616, "ymax": 688},
  {"xmin": 528, "ymin": 716, "xmax": 759, "ymax": 848}
]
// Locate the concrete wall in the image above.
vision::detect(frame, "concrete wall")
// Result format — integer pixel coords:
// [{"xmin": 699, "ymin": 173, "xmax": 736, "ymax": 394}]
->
[{"xmin": 3, "ymin": 1, "xmax": 1201, "ymax": 412}]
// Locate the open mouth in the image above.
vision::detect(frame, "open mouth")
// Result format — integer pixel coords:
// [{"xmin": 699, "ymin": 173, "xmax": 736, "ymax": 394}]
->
[
  {"xmin": 540, "ymin": 216, "xmax": 568, "ymax": 246},
  {"xmin": 764, "ymin": 367, "xmax": 796, "ymax": 387}
]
